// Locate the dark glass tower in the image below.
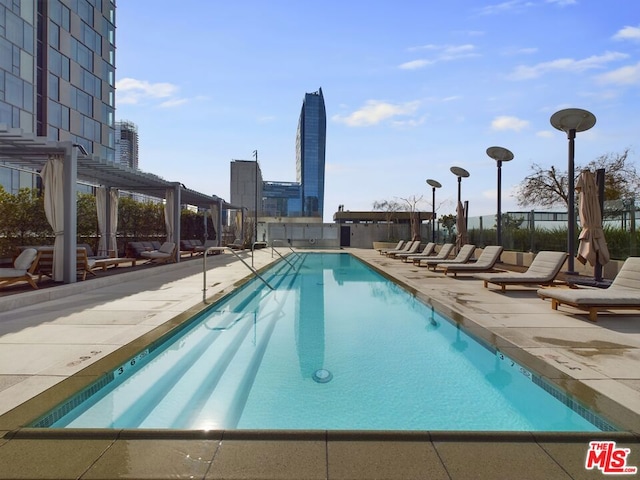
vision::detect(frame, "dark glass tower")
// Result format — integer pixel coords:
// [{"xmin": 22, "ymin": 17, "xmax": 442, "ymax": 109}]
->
[{"xmin": 295, "ymin": 88, "xmax": 326, "ymax": 218}]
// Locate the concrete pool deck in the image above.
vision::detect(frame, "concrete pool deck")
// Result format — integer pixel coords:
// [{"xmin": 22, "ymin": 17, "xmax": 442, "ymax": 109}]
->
[{"xmin": 0, "ymin": 247, "xmax": 638, "ymax": 479}]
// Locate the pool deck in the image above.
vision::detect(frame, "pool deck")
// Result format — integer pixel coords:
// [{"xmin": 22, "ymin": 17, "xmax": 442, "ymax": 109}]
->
[{"xmin": 0, "ymin": 247, "xmax": 638, "ymax": 479}]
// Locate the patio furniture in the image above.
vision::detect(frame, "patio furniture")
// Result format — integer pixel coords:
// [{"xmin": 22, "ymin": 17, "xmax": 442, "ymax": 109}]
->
[
  {"xmin": 475, "ymin": 251, "xmax": 567, "ymax": 292},
  {"xmin": 226, "ymin": 239, "xmax": 245, "ymax": 250},
  {"xmin": 386, "ymin": 240, "xmax": 419, "ymax": 258},
  {"xmin": 397, "ymin": 242, "xmax": 435, "ymax": 262},
  {"xmin": 0, "ymin": 248, "xmax": 40, "ymax": 290},
  {"xmin": 140, "ymin": 242, "xmax": 176, "ymax": 264},
  {"xmin": 537, "ymin": 256, "xmax": 640, "ymax": 322},
  {"xmin": 413, "ymin": 243, "xmax": 455, "ymax": 266},
  {"xmin": 378, "ymin": 240, "xmax": 405, "ymax": 255},
  {"xmin": 441, "ymin": 246, "xmax": 504, "ymax": 277},
  {"xmin": 420, "ymin": 244, "xmax": 476, "ymax": 270}
]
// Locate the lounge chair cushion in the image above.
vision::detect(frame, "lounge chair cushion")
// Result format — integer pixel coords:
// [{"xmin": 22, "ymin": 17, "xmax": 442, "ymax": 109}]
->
[
  {"xmin": 0, "ymin": 267, "xmax": 30, "ymax": 278},
  {"xmin": 424, "ymin": 244, "xmax": 475, "ymax": 268},
  {"xmin": 441, "ymin": 246, "xmax": 503, "ymax": 274},
  {"xmin": 475, "ymin": 251, "xmax": 567, "ymax": 284},
  {"xmin": 14, "ymin": 248, "xmax": 38, "ymax": 271},
  {"xmin": 538, "ymin": 257, "xmax": 640, "ymax": 307}
]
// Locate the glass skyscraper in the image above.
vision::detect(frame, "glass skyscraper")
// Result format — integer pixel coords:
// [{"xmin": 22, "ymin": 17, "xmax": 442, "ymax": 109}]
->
[
  {"xmin": 296, "ymin": 88, "xmax": 326, "ymax": 218},
  {"xmin": 0, "ymin": 0, "xmax": 116, "ymax": 192},
  {"xmin": 237, "ymin": 88, "xmax": 327, "ymax": 219}
]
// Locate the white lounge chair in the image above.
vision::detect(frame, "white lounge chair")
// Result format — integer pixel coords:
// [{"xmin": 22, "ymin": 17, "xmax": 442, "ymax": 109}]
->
[
  {"xmin": 475, "ymin": 251, "xmax": 567, "ymax": 292},
  {"xmin": 0, "ymin": 248, "xmax": 39, "ymax": 289},
  {"xmin": 140, "ymin": 242, "xmax": 176, "ymax": 264},
  {"xmin": 421, "ymin": 244, "xmax": 476, "ymax": 270},
  {"xmin": 398, "ymin": 242, "xmax": 435, "ymax": 262},
  {"xmin": 441, "ymin": 246, "xmax": 504, "ymax": 277},
  {"xmin": 538, "ymin": 256, "xmax": 640, "ymax": 322},
  {"xmin": 413, "ymin": 243, "xmax": 454, "ymax": 266}
]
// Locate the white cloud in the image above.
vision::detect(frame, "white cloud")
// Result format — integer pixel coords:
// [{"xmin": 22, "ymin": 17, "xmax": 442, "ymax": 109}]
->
[
  {"xmin": 332, "ymin": 100, "xmax": 421, "ymax": 127},
  {"xmin": 400, "ymin": 44, "xmax": 479, "ymax": 70},
  {"xmin": 399, "ymin": 59, "xmax": 434, "ymax": 70},
  {"xmin": 597, "ymin": 61, "xmax": 640, "ymax": 85},
  {"xmin": 508, "ymin": 51, "xmax": 629, "ymax": 80},
  {"xmin": 159, "ymin": 98, "xmax": 188, "ymax": 108},
  {"xmin": 477, "ymin": 0, "xmax": 532, "ymax": 15},
  {"xmin": 491, "ymin": 115, "xmax": 530, "ymax": 131},
  {"xmin": 613, "ymin": 25, "xmax": 640, "ymax": 42},
  {"xmin": 545, "ymin": 0, "xmax": 577, "ymax": 5},
  {"xmin": 116, "ymin": 77, "xmax": 180, "ymax": 105},
  {"xmin": 536, "ymin": 130, "xmax": 555, "ymax": 138}
]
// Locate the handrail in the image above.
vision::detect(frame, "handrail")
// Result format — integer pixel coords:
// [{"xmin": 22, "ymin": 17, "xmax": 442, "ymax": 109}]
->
[
  {"xmin": 270, "ymin": 246, "xmax": 296, "ymax": 268},
  {"xmin": 202, "ymin": 246, "xmax": 274, "ymax": 303},
  {"xmin": 271, "ymin": 239, "xmax": 299, "ymax": 259}
]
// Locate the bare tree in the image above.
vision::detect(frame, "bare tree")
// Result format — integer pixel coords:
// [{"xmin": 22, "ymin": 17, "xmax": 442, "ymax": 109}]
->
[
  {"xmin": 372, "ymin": 199, "xmax": 402, "ymax": 241},
  {"xmin": 515, "ymin": 148, "xmax": 638, "ymax": 208},
  {"xmin": 398, "ymin": 194, "xmax": 424, "ymax": 241}
]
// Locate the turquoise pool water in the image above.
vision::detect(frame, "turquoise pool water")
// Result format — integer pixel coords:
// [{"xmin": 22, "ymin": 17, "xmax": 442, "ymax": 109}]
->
[{"xmin": 41, "ymin": 253, "xmax": 611, "ymax": 431}]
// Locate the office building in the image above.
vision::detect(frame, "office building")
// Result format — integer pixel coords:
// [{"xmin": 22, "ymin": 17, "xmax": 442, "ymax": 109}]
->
[
  {"xmin": 115, "ymin": 120, "xmax": 139, "ymax": 169},
  {"xmin": 0, "ymin": 0, "xmax": 116, "ymax": 192},
  {"xmin": 296, "ymin": 88, "xmax": 326, "ymax": 218},
  {"xmin": 230, "ymin": 159, "xmax": 263, "ymax": 217},
  {"xmin": 259, "ymin": 88, "xmax": 326, "ymax": 218}
]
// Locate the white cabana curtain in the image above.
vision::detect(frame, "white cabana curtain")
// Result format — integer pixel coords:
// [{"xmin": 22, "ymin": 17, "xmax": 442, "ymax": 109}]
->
[
  {"xmin": 165, "ymin": 188, "xmax": 175, "ymax": 243},
  {"xmin": 41, "ymin": 155, "xmax": 65, "ymax": 281},
  {"xmin": 108, "ymin": 188, "xmax": 119, "ymax": 254},
  {"xmin": 210, "ymin": 203, "xmax": 219, "ymax": 245},
  {"xmin": 96, "ymin": 187, "xmax": 119, "ymax": 256},
  {"xmin": 96, "ymin": 187, "xmax": 107, "ymax": 255}
]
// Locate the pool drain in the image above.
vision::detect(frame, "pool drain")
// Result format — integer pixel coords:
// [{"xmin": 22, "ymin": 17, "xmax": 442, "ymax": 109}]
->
[{"xmin": 312, "ymin": 369, "xmax": 333, "ymax": 383}]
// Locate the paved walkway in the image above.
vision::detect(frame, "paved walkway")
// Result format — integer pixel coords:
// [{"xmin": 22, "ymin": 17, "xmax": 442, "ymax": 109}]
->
[{"xmin": 0, "ymin": 248, "xmax": 638, "ymax": 479}]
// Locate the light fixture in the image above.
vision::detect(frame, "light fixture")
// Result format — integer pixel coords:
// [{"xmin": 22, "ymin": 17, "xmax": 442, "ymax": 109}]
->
[
  {"xmin": 486, "ymin": 146, "xmax": 514, "ymax": 246},
  {"xmin": 426, "ymin": 179, "xmax": 442, "ymax": 243},
  {"xmin": 550, "ymin": 108, "xmax": 596, "ymax": 274}
]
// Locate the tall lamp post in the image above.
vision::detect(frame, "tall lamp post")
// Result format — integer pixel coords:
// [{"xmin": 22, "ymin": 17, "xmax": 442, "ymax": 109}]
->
[
  {"xmin": 451, "ymin": 166, "xmax": 470, "ymax": 250},
  {"xmin": 550, "ymin": 108, "xmax": 596, "ymax": 274},
  {"xmin": 486, "ymin": 146, "xmax": 514, "ymax": 246},
  {"xmin": 450, "ymin": 166, "xmax": 470, "ymax": 207},
  {"xmin": 252, "ymin": 150, "xmax": 259, "ymax": 268},
  {"xmin": 426, "ymin": 179, "xmax": 442, "ymax": 243}
]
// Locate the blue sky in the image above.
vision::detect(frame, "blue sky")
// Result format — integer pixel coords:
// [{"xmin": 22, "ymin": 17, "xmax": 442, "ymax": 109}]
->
[{"xmin": 114, "ymin": 0, "xmax": 640, "ymax": 222}]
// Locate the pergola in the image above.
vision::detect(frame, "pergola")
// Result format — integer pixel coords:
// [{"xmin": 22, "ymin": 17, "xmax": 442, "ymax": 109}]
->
[{"xmin": 0, "ymin": 124, "xmax": 237, "ymax": 283}]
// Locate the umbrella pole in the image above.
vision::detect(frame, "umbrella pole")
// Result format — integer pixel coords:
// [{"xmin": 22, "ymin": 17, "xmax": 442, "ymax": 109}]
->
[{"xmin": 594, "ymin": 168, "xmax": 605, "ymax": 282}]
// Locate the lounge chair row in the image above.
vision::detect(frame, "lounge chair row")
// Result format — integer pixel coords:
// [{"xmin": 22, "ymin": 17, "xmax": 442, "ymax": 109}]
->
[{"xmin": 385, "ymin": 241, "xmax": 640, "ymax": 322}]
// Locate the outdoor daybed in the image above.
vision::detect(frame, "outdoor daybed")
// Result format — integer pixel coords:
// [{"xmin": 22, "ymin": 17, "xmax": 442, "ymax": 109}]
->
[
  {"xmin": 420, "ymin": 244, "xmax": 475, "ymax": 270},
  {"xmin": 537, "ymin": 256, "xmax": 640, "ymax": 322}
]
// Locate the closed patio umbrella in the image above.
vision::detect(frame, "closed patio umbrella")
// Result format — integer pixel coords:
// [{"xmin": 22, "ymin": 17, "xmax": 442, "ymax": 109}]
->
[
  {"xmin": 576, "ymin": 170, "xmax": 610, "ymax": 267},
  {"xmin": 456, "ymin": 201, "xmax": 468, "ymax": 251}
]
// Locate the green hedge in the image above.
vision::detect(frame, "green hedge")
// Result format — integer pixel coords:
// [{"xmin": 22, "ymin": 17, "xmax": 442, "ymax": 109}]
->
[
  {"xmin": 469, "ymin": 225, "xmax": 639, "ymax": 260},
  {"xmin": 0, "ymin": 188, "xmax": 214, "ymax": 258}
]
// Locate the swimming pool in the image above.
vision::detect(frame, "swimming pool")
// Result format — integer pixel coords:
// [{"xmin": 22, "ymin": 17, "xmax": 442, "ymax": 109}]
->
[{"xmin": 37, "ymin": 253, "xmax": 614, "ymax": 431}]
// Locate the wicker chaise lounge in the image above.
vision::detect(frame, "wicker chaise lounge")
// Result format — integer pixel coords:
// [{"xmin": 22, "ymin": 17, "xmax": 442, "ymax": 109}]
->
[
  {"xmin": 537, "ymin": 256, "xmax": 640, "ymax": 322},
  {"xmin": 474, "ymin": 251, "xmax": 567, "ymax": 292}
]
